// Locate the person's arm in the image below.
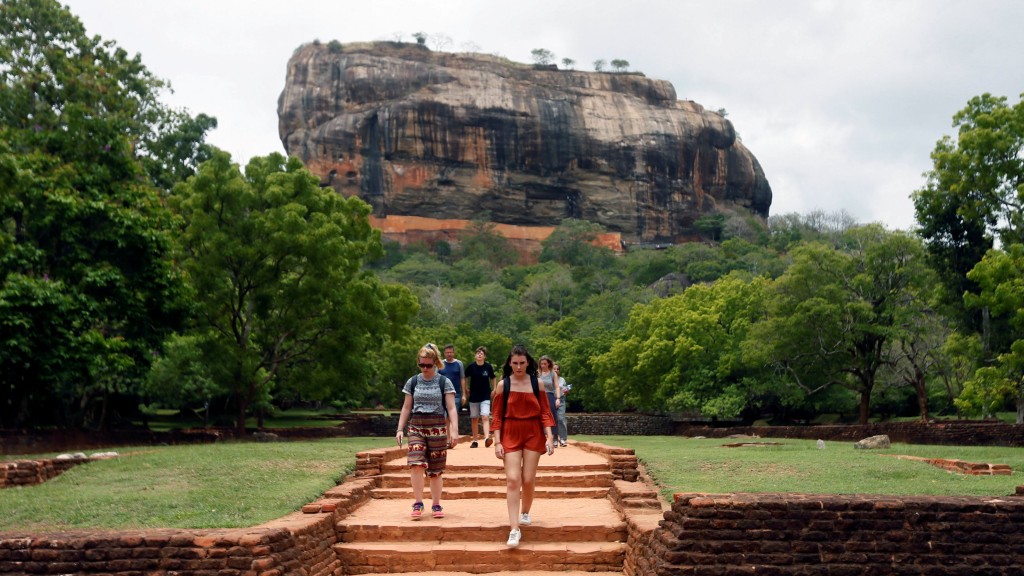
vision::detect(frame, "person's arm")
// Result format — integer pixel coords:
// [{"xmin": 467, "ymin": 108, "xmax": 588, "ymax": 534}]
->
[
  {"xmin": 491, "ymin": 380, "xmax": 504, "ymax": 458},
  {"xmin": 445, "ymin": 390, "xmax": 459, "ymax": 446},
  {"xmin": 396, "ymin": 393, "xmax": 413, "ymax": 446}
]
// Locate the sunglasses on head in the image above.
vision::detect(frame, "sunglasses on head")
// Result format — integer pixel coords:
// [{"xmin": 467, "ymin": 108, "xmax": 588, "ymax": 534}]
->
[{"xmin": 418, "ymin": 362, "xmax": 434, "ymax": 368}]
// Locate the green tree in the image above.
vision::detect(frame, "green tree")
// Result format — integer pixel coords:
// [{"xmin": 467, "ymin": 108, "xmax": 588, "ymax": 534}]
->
[
  {"xmin": 0, "ymin": 0, "xmax": 205, "ymax": 428},
  {"xmin": 963, "ymin": 243, "xmax": 1024, "ymax": 421},
  {"xmin": 610, "ymin": 59, "xmax": 630, "ymax": 72},
  {"xmin": 561, "ymin": 58, "xmax": 575, "ymax": 70},
  {"xmin": 747, "ymin": 226, "xmax": 935, "ymax": 423},
  {"xmin": 531, "ymin": 48, "xmax": 555, "ymax": 66},
  {"xmin": 169, "ymin": 151, "xmax": 417, "ymax": 433},
  {"xmin": 456, "ymin": 215, "xmax": 518, "ymax": 268},
  {"xmin": 597, "ymin": 273, "xmax": 771, "ymax": 417},
  {"xmin": 913, "ymin": 93, "xmax": 1024, "ymax": 330},
  {"xmin": 593, "ymin": 59, "xmax": 607, "ymax": 72}
]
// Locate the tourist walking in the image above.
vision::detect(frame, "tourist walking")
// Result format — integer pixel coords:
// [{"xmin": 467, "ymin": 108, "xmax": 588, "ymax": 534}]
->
[
  {"xmin": 491, "ymin": 344, "xmax": 555, "ymax": 547},
  {"xmin": 554, "ymin": 363, "xmax": 570, "ymax": 446},
  {"xmin": 464, "ymin": 346, "xmax": 496, "ymax": 448},
  {"xmin": 440, "ymin": 344, "xmax": 466, "ymax": 415},
  {"xmin": 395, "ymin": 344, "xmax": 459, "ymax": 520},
  {"xmin": 537, "ymin": 356, "xmax": 561, "ymax": 445}
]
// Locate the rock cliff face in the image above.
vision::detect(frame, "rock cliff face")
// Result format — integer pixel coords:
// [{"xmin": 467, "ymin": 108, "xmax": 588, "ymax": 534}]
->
[{"xmin": 278, "ymin": 41, "xmax": 772, "ymax": 248}]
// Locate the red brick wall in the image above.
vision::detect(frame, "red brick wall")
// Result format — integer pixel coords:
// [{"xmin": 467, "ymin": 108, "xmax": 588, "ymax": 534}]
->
[
  {"xmin": 0, "ymin": 456, "xmax": 90, "ymax": 488},
  {"xmin": 630, "ymin": 491, "xmax": 1024, "ymax": 575},
  {"xmin": 0, "ymin": 475, "xmax": 378, "ymax": 576}
]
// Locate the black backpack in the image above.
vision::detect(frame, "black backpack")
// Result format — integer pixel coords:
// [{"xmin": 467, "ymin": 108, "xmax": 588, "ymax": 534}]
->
[{"xmin": 499, "ymin": 373, "xmax": 542, "ymax": 436}]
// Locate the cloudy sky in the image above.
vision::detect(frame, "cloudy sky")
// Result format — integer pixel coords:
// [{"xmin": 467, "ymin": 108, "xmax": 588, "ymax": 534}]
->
[{"xmin": 63, "ymin": 0, "xmax": 1024, "ymax": 231}]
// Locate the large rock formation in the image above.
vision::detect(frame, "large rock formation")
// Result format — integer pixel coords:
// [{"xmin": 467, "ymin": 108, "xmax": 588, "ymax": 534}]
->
[{"xmin": 278, "ymin": 41, "xmax": 772, "ymax": 249}]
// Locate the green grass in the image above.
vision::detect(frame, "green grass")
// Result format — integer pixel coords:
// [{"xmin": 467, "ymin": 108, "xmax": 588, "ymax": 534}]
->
[
  {"xmin": 0, "ymin": 437, "xmax": 391, "ymax": 532},
  {"xmin": 575, "ymin": 435, "xmax": 1024, "ymax": 502},
  {"xmin": 3, "ymin": 435, "xmax": 1022, "ymax": 533}
]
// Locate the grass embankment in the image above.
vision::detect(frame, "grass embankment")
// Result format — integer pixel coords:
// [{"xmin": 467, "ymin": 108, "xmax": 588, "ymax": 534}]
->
[{"xmin": 1, "ymin": 435, "xmax": 1021, "ymax": 532}]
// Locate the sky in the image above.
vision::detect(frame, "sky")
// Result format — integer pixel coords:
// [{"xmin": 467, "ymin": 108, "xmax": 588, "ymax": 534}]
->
[{"xmin": 62, "ymin": 0, "xmax": 1024, "ymax": 232}]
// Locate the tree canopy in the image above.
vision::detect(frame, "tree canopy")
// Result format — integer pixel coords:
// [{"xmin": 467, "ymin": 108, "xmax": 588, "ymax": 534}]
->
[{"xmin": 0, "ymin": 0, "xmax": 212, "ymax": 428}]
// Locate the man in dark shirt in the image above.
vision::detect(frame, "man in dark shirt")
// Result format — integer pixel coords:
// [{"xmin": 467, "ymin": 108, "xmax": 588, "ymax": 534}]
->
[{"xmin": 464, "ymin": 346, "xmax": 496, "ymax": 448}]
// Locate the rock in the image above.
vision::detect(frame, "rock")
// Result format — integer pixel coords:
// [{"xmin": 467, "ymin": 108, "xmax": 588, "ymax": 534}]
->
[
  {"xmin": 252, "ymin": 431, "xmax": 280, "ymax": 442},
  {"xmin": 816, "ymin": 439, "xmax": 825, "ymax": 450},
  {"xmin": 90, "ymin": 451, "xmax": 119, "ymax": 459},
  {"xmin": 56, "ymin": 452, "xmax": 87, "ymax": 460},
  {"xmin": 854, "ymin": 435, "xmax": 891, "ymax": 450},
  {"xmin": 278, "ymin": 41, "xmax": 772, "ymax": 255}
]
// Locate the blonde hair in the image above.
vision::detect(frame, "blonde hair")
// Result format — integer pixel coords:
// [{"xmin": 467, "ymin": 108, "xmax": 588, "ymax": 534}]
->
[{"xmin": 419, "ymin": 343, "xmax": 444, "ymax": 369}]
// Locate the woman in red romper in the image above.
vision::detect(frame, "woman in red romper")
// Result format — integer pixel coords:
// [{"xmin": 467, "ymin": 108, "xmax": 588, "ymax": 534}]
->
[{"xmin": 490, "ymin": 344, "xmax": 555, "ymax": 547}]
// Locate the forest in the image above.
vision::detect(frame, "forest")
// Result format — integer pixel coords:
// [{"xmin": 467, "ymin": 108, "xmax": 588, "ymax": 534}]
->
[{"xmin": 3, "ymin": 0, "xmax": 1023, "ymax": 433}]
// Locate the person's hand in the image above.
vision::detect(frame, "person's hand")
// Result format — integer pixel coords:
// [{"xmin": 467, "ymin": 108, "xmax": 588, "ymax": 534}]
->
[
  {"xmin": 494, "ymin": 441, "xmax": 505, "ymax": 460},
  {"xmin": 461, "ymin": 396, "xmax": 468, "ymax": 405},
  {"xmin": 396, "ymin": 430, "xmax": 404, "ymax": 447},
  {"xmin": 448, "ymin": 430, "xmax": 458, "ymax": 448},
  {"xmin": 545, "ymin": 437, "xmax": 554, "ymax": 455},
  {"xmin": 555, "ymin": 398, "xmax": 561, "ymax": 407}
]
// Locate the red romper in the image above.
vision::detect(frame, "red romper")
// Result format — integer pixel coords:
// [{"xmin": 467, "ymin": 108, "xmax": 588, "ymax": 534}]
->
[{"xmin": 491, "ymin": 388, "xmax": 556, "ymax": 453}]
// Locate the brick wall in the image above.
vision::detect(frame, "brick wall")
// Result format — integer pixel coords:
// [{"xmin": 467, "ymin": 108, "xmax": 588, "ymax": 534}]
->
[
  {"xmin": 0, "ymin": 456, "xmax": 91, "ymax": 488},
  {"xmin": 628, "ymin": 491, "xmax": 1024, "ymax": 576},
  {"xmin": 0, "ymin": 475, "xmax": 379, "ymax": 576},
  {"xmin": 676, "ymin": 421, "xmax": 1024, "ymax": 447}
]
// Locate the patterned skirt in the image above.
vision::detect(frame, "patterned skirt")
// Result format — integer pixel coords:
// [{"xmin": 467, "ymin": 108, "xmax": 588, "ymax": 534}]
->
[{"xmin": 407, "ymin": 413, "xmax": 448, "ymax": 477}]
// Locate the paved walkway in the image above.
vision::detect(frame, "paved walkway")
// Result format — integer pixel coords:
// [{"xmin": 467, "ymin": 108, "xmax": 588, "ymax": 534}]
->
[{"xmin": 332, "ymin": 438, "xmax": 668, "ymax": 575}]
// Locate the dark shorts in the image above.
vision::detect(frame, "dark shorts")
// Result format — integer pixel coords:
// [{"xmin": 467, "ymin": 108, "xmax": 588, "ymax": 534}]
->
[{"xmin": 407, "ymin": 413, "xmax": 448, "ymax": 477}]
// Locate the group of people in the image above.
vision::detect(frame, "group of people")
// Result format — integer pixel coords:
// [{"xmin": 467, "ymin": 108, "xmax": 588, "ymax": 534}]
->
[{"xmin": 394, "ymin": 343, "xmax": 572, "ymax": 547}]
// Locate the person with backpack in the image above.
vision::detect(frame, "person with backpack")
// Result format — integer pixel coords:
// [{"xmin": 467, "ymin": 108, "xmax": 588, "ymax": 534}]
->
[
  {"xmin": 490, "ymin": 344, "xmax": 555, "ymax": 547},
  {"xmin": 395, "ymin": 343, "xmax": 459, "ymax": 520}
]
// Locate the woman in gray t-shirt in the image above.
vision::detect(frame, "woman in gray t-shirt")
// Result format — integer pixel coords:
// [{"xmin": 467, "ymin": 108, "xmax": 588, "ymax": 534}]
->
[{"xmin": 395, "ymin": 343, "xmax": 458, "ymax": 519}]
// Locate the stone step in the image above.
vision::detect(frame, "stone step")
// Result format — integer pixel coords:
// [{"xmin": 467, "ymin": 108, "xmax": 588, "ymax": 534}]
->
[
  {"xmin": 333, "ymin": 541, "xmax": 627, "ymax": 574},
  {"xmin": 337, "ymin": 498, "xmax": 626, "ymax": 543},
  {"xmin": 379, "ymin": 470, "xmax": 615, "ymax": 488},
  {"xmin": 371, "ymin": 486, "xmax": 610, "ymax": 500}
]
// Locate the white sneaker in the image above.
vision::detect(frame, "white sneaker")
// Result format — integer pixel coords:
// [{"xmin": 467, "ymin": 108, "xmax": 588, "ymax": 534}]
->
[
  {"xmin": 519, "ymin": 512, "xmax": 531, "ymax": 525},
  {"xmin": 506, "ymin": 528, "xmax": 521, "ymax": 547}
]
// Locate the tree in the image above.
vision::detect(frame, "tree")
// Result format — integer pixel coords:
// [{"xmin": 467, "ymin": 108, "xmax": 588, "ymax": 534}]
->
[
  {"xmin": 596, "ymin": 273, "xmax": 771, "ymax": 417},
  {"xmin": 561, "ymin": 58, "xmax": 576, "ymax": 70},
  {"xmin": 0, "ymin": 0, "xmax": 206, "ymax": 428},
  {"xmin": 456, "ymin": 214, "xmax": 519, "ymax": 268},
  {"xmin": 412, "ymin": 32, "xmax": 427, "ymax": 45},
  {"xmin": 593, "ymin": 59, "xmax": 607, "ymax": 72},
  {"xmin": 531, "ymin": 48, "xmax": 555, "ymax": 66},
  {"xmin": 913, "ymin": 93, "xmax": 1024, "ymax": 331},
  {"xmin": 963, "ymin": 243, "xmax": 1024, "ymax": 421},
  {"xmin": 610, "ymin": 59, "xmax": 630, "ymax": 72},
  {"xmin": 169, "ymin": 151, "xmax": 417, "ymax": 433},
  {"xmin": 747, "ymin": 226, "xmax": 935, "ymax": 423}
]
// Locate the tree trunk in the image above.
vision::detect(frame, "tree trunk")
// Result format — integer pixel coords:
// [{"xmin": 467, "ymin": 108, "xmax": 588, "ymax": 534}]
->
[
  {"xmin": 914, "ymin": 367, "xmax": 929, "ymax": 422},
  {"xmin": 236, "ymin": 393, "xmax": 247, "ymax": 437}
]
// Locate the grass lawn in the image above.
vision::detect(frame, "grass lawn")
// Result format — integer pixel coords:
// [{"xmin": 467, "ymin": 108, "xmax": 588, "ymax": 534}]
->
[
  {"xmin": 575, "ymin": 435, "xmax": 1024, "ymax": 502},
  {"xmin": 1, "ymin": 435, "xmax": 1022, "ymax": 532},
  {"xmin": 0, "ymin": 437, "xmax": 391, "ymax": 532}
]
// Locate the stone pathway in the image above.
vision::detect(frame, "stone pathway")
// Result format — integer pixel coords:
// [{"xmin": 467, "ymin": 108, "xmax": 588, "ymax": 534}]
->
[{"xmin": 331, "ymin": 439, "xmax": 667, "ymax": 575}]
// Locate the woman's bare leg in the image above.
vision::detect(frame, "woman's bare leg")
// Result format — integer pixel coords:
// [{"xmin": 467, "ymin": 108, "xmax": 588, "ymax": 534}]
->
[
  {"xmin": 411, "ymin": 465, "xmax": 425, "ymax": 503},
  {"xmin": 503, "ymin": 450, "xmax": 523, "ymax": 529},
  {"xmin": 519, "ymin": 449, "xmax": 542, "ymax": 515}
]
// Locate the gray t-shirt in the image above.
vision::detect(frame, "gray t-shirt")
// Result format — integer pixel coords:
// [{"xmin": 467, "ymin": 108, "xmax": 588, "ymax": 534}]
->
[
  {"xmin": 539, "ymin": 371, "xmax": 557, "ymax": 394},
  {"xmin": 403, "ymin": 373, "xmax": 455, "ymax": 415}
]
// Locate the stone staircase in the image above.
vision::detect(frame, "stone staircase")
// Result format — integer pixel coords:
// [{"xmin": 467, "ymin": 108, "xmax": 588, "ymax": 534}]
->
[{"xmin": 331, "ymin": 440, "xmax": 666, "ymax": 575}]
